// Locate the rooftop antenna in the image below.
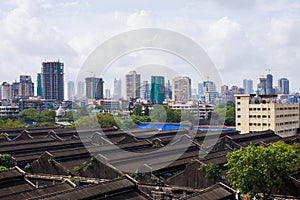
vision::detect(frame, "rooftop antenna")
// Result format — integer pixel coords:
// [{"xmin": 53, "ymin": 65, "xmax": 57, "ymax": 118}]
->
[{"xmin": 265, "ymin": 68, "xmax": 271, "ymax": 74}]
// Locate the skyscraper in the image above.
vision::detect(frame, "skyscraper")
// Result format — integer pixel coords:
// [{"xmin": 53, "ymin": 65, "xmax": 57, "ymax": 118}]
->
[
  {"xmin": 140, "ymin": 80, "xmax": 150, "ymax": 100},
  {"xmin": 203, "ymin": 81, "xmax": 218, "ymax": 104},
  {"xmin": 266, "ymin": 74, "xmax": 275, "ymax": 95},
  {"xmin": 105, "ymin": 89, "xmax": 111, "ymax": 99},
  {"xmin": 67, "ymin": 81, "xmax": 75, "ymax": 100},
  {"xmin": 125, "ymin": 71, "xmax": 141, "ymax": 100},
  {"xmin": 19, "ymin": 75, "xmax": 34, "ymax": 98},
  {"xmin": 278, "ymin": 78, "xmax": 289, "ymax": 95},
  {"xmin": 1, "ymin": 82, "xmax": 11, "ymax": 100},
  {"xmin": 198, "ymin": 83, "xmax": 204, "ymax": 100},
  {"xmin": 37, "ymin": 73, "xmax": 42, "ymax": 97},
  {"xmin": 172, "ymin": 76, "xmax": 191, "ymax": 102},
  {"xmin": 85, "ymin": 77, "xmax": 104, "ymax": 100},
  {"xmin": 243, "ymin": 79, "xmax": 253, "ymax": 94},
  {"xmin": 113, "ymin": 78, "xmax": 122, "ymax": 100},
  {"xmin": 41, "ymin": 61, "xmax": 64, "ymax": 101},
  {"xmin": 257, "ymin": 77, "xmax": 267, "ymax": 95},
  {"xmin": 150, "ymin": 76, "xmax": 165, "ymax": 104},
  {"xmin": 77, "ymin": 81, "xmax": 85, "ymax": 97}
]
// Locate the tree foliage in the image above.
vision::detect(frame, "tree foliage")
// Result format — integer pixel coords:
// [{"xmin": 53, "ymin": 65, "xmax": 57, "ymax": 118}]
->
[
  {"xmin": 225, "ymin": 142, "xmax": 299, "ymax": 199},
  {"xmin": 75, "ymin": 113, "xmax": 118, "ymax": 129},
  {"xmin": 211, "ymin": 101, "xmax": 235, "ymax": 126},
  {"xmin": 205, "ymin": 163, "xmax": 222, "ymax": 183},
  {"xmin": 0, "ymin": 119, "xmax": 25, "ymax": 129},
  {"xmin": 0, "ymin": 154, "xmax": 14, "ymax": 171},
  {"xmin": 18, "ymin": 108, "xmax": 40, "ymax": 123}
]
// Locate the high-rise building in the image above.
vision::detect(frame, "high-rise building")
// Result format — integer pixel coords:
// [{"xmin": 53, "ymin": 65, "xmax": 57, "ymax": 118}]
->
[
  {"xmin": 125, "ymin": 71, "xmax": 141, "ymax": 100},
  {"xmin": 278, "ymin": 78, "xmax": 289, "ymax": 95},
  {"xmin": 105, "ymin": 89, "xmax": 111, "ymax": 99},
  {"xmin": 19, "ymin": 75, "xmax": 34, "ymax": 98},
  {"xmin": 266, "ymin": 74, "xmax": 275, "ymax": 95},
  {"xmin": 198, "ymin": 83, "xmax": 204, "ymax": 100},
  {"xmin": 85, "ymin": 77, "xmax": 104, "ymax": 100},
  {"xmin": 172, "ymin": 76, "xmax": 191, "ymax": 102},
  {"xmin": 113, "ymin": 78, "xmax": 122, "ymax": 100},
  {"xmin": 243, "ymin": 79, "xmax": 253, "ymax": 94},
  {"xmin": 203, "ymin": 81, "xmax": 218, "ymax": 104},
  {"xmin": 41, "ymin": 61, "xmax": 64, "ymax": 101},
  {"xmin": 1, "ymin": 82, "xmax": 12, "ymax": 100},
  {"xmin": 77, "ymin": 81, "xmax": 85, "ymax": 97},
  {"xmin": 140, "ymin": 80, "xmax": 150, "ymax": 100},
  {"xmin": 165, "ymin": 80, "xmax": 172, "ymax": 100},
  {"xmin": 150, "ymin": 76, "xmax": 165, "ymax": 104},
  {"xmin": 257, "ymin": 77, "xmax": 267, "ymax": 95},
  {"xmin": 11, "ymin": 82, "xmax": 20, "ymax": 99},
  {"xmin": 37, "ymin": 73, "xmax": 42, "ymax": 97},
  {"xmin": 67, "ymin": 81, "xmax": 75, "ymax": 100}
]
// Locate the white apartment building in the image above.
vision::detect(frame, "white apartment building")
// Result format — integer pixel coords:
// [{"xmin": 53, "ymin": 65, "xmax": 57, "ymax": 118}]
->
[
  {"xmin": 235, "ymin": 94, "xmax": 300, "ymax": 137},
  {"xmin": 168, "ymin": 101, "xmax": 214, "ymax": 119}
]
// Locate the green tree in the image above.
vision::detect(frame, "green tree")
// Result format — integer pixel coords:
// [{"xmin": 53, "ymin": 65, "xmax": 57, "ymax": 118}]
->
[
  {"xmin": 0, "ymin": 119, "xmax": 25, "ymax": 129},
  {"xmin": 150, "ymin": 106, "xmax": 167, "ymax": 122},
  {"xmin": 211, "ymin": 102, "xmax": 235, "ymax": 126},
  {"xmin": 18, "ymin": 108, "xmax": 40, "ymax": 123},
  {"xmin": 225, "ymin": 142, "xmax": 299, "ymax": 199},
  {"xmin": 40, "ymin": 110, "xmax": 56, "ymax": 123},
  {"xmin": 0, "ymin": 154, "xmax": 14, "ymax": 171},
  {"xmin": 96, "ymin": 113, "xmax": 118, "ymax": 128},
  {"xmin": 205, "ymin": 163, "xmax": 222, "ymax": 183}
]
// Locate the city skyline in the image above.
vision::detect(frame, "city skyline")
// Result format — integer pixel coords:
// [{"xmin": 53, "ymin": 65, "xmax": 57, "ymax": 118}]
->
[{"xmin": 0, "ymin": 0, "xmax": 299, "ymax": 93}]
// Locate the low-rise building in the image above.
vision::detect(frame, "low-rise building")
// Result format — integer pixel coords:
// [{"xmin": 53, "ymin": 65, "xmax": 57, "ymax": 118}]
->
[
  {"xmin": 168, "ymin": 100, "xmax": 214, "ymax": 119},
  {"xmin": 0, "ymin": 106, "xmax": 19, "ymax": 116},
  {"xmin": 235, "ymin": 94, "xmax": 300, "ymax": 137}
]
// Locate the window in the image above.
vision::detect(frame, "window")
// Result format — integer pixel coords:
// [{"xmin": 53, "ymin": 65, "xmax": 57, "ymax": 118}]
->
[
  {"xmin": 237, "ymin": 123, "xmax": 241, "ymax": 126},
  {"xmin": 237, "ymin": 102, "xmax": 241, "ymax": 105},
  {"xmin": 237, "ymin": 97, "xmax": 241, "ymax": 99},
  {"xmin": 237, "ymin": 115, "xmax": 241, "ymax": 118},
  {"xmin": 237, "ymin": 108, "xmax": 241, "ymax": 111},
  {"xmin": 249, "ymin": 108, "xmax": 253, "ymax": 111},
  {"xmin": 262, "ymin": 108, "xmax": 267, "ymax": 111}
]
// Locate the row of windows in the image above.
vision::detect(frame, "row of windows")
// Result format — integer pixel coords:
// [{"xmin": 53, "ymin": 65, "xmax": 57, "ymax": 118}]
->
[
  {"xmin": 249, "ymin": 115, "xmax": 271, "ymax": 118},
  {"xmin": 276, "ymin": 121, "xmax": 299, "ymax": 126},
  {"xmin": 249, "ymin": 123, "xmax": 271, "ymax": 127},
  {"xmin": 276, "ymin": 107, "xmax": 299, "ymax": 110},
  {"xmin": 249, "ymin": 107, "xmax": 271, "ymax": 111},
  {"xmin": 278, "ymin": 128, "xmax": 298, "ymax": 133},
  {"xmin": 276, "ymin": 114, "xmax": 299, "ymax": 118}
]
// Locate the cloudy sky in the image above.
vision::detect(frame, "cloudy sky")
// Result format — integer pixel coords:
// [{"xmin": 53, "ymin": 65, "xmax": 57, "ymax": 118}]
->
[{"xmin": 0, "ymin": 0, "xmax": 300, "ymax": 96}]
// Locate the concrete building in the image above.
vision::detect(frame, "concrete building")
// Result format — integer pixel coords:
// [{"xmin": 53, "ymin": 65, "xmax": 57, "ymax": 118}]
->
[
  {"xmin": 1, "ymin": 82, "xmax": 12, "ymax": 100},
  {"xmin": 203, "ymin": 81, "xmax": 219, "ymax": 104},
  {"xmin": 235, "ymin": 94, "xmax": 300, "ymax": 137},
  {"xmin": 125, "ymin": 71, "xmax": 141, "ymax": 100},
  {"xmin": 243, "ymin": 79, "xmax": 253, "ymax": 94},
  {"xmin": 19, "ymin": 75, "xmax": 34, "ymax": 98},
  {"xmin": 198, "ymin": 83, "xmax": 204, "ymax": 101},
  {"xmin": 113, "ymin": 78, "xmax": 122, "ymax": 100},
  {"xmin": 278, "ymin": 78, "xmax": 289, "ymax": 95},
  {"xmin": 67, "ymin": 81, "xmax": 75, "ymax": 100},
  {"xmin": 0, "ymin": 106, "xmax": 19, "ymax": 116},
  {"xmin": 41, "ymin": 61, "xmax": 64, "ymax": 101},
  {"xmin": 77, "ymin": 81, "xmax": 85, "ymax": 98},
  {"xmin": 105, "ymin": 89, "xmax": 111, "ymax": 99},
  {"xmin": 85, "ymin": 77, "xmax": 104, "ymax": 100},
  {"xmin": 140, "ymin": 80, "xmax": 150, "ymax": 101},
  {"xmin": 168, "ymin": 101, "xmax": 214, "ymax": 119},
  {"xmin": 150, "ymin": 76, "xmax": 165, "ymax": 104},
  {"xmin": 172, "ymin": 76, "xmax": 191, "ymax": 103}
]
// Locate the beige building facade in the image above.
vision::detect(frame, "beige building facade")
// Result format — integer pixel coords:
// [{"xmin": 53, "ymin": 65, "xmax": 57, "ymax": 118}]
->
[{"xmin": 235, "ymin": 94, "xmax": 300, "ymax": 137}]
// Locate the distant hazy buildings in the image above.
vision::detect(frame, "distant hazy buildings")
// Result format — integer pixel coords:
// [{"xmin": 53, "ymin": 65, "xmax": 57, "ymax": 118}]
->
[
  {"xmin": 85, "ymin": 77, "xmax": 104, "ymax": 100},
  {"xmin": 257, "ymin": 74, "xmax": 275, "ymax": 95},
  {"xmin": 243, "ymin": 79, "xmax": 253, "ymax": 94},
  {"xmin": 113, "ymin": 78, "xmax": 122, "ymax": 100},
  {"xmin": 140, "ymin": 80, "xmax": 150, "ymax": 100},
  {"xmin": 67, "ymin": 81, "xmax": 75, "ymax": 100},
  {"xmin": 125, "ymin": 71, "xmax": 141, "ymax": 100},
  {"xmin": 105, "ymin": 89, "xmax": 111, "ymax": 99},
  {"xmin": 77, "ymin": 81, "xmax": 85, "ymax": 97},
  {"xmin": 203, "ymin": 81, "xmax": 218, "ymax": 104},
  {"xmin": 278, "ymin": 78, "xmax": 289, "ymax": 95},
  {"xmin": 40, "ymin": 61, "xmax": 64, "ymax": 101},
  {"xmin": 172, "ymin": 76, "xmax": 191, "ymax": 103},
  {"xmin": 198, "ymin": 83, "xmax": 204, "ymax": 100},
  {"xmin": 150, "ymin": 76, "xmax": 165, "ymax": 104}
]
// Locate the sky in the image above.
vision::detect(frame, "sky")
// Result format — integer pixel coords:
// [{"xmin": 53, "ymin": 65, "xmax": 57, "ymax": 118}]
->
[{"xmin": 0, "ymin": 0, "xmax": 300, "ymax": 97}]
